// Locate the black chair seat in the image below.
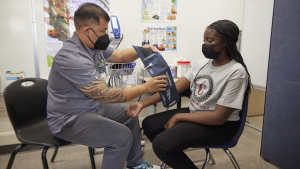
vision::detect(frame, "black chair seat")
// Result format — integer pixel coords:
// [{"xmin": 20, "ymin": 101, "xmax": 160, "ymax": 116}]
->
[
  {"xmin": 4, "ymin": 78, "xmax": 96, "ymax": 169},
  {"xmin": 17, "ymin": 119, "xmax": 70, "ymax": 147}
]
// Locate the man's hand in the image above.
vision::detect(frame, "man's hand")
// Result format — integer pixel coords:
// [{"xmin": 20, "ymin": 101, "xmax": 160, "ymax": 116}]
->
[
  {"xmin": 125, "ymin": 102, "xmax": 143, "ymax": 117},
  {"xmin": 142, "ymin": 45, "xmax": 158, "ymax": 52},
  {"xmin": 143, "ymin": 76, "xmax": 167, "ymax": 93},
  {"xmin": 164, "ymin": 114, "xmax": 181, "ymax": 130}
]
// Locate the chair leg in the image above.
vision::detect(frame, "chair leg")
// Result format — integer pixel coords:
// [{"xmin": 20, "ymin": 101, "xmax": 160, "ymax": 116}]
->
[
  {"xmin": 202, "ymin": 148, "xmax": 213, "ymax": 169},
  {"xmin": 223, "ymin": 148, "xmax": 240, "ymax": 169},
  {"xmin": 42, "ymin": 146, "xmax": 50, "ymax": 169},
  {"xmin": 160, "ymin": 161, "xmax": 166, "ymax": 169},
  {"xmin": 51, "ymin": 147, "xmax": 59, "ymax": 163},
  {"xmin": 6, "ymin": 144, "xmax": 27, "ymax": 169},
  {"xmin": 209, "ymin": 151, "xmax": 216, "ymax": 165},
  {"xmin": 88, "ymin": 147, "xmax": 96, "ymax": 169}
]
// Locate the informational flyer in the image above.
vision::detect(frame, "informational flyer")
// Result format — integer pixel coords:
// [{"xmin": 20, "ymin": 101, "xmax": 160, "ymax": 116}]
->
[
  {"xmin": 43, "ymin": 0, "xmax": 110, "ymax": 67},
  {"xmin": 6, "ymin": 71, "xmax": 25, "ymax": 86},
  {"xmin": 141, "ymin": 0, "xmax": 178, "ymax": 22},
  {"xmin": 141, "ymin": 26, "xmax": 177, "ymax": 51},
  {"xmin": 165, "ymin": 26, "xmax": 177, "ymax": 51}
]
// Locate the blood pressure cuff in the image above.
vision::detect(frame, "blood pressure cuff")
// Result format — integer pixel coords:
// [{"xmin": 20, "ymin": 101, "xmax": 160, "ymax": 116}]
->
[{"xmin": 133, "ymin": 46, "xmax": 179, "ymax": 107}]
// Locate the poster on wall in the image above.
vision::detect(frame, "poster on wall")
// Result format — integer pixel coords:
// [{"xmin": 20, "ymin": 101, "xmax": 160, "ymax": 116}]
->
[
  {"xmin": 43, "ymin": 0, "xmax": 110, "ymax": 67},
  {"xmin": 141, "ymin": 0, "xmax": 178, "ymax": 22},
  {"xmin": 141, "ymin": 26, "xmax": 177, "ymax": 51},
  {"xmin": 6, "ymin": 71, "xmax": 25, "ymax": 86}
]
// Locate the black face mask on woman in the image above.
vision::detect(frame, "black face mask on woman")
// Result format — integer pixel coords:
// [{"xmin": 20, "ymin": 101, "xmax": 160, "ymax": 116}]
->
[
  {"xmin": 202, "ymin": 41, "xmax": 224, "ymax": 59},
  {"xmin": 87, "ymin": 28, "xmax": 111, "ymax": 50}
]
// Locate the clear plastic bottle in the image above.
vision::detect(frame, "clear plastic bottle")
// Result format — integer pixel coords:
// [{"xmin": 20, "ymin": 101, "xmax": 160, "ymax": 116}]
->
[{"xmin": 177, "ymin": 61, "xmax": 191, "ymax": 78}]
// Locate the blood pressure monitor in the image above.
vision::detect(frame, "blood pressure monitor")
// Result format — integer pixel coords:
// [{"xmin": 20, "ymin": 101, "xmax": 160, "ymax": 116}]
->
[
  {"xmin": 108, "ymin": 15, "xmax": 122, "ymax": 49},
  {"xmin": 110, "ymin": 15, "xmax": 121, "ymax": 39}
]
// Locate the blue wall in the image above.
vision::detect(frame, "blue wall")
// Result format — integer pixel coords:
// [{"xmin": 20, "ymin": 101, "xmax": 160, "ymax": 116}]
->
[{"xmin": 261, "ymin": 0, "xmax": 300, "ymax": 168}]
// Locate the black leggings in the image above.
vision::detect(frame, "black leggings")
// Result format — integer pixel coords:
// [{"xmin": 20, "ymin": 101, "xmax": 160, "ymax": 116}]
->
[{"xmin": 142, "ymin": 108, "xmax": 239, "ymax": 169}]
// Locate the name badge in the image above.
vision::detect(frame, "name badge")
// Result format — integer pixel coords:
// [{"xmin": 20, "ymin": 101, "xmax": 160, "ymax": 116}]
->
[
  {"xmin": 101, "ymin": 72, "xmax": 106, "ymax": 79},
  {"xmin": 98, "ymin": 62, "xmax": 105, "ymax": 69},
  {"xmin": 98, "ymin": 62, "xmax": 106, "ymax": 80}
]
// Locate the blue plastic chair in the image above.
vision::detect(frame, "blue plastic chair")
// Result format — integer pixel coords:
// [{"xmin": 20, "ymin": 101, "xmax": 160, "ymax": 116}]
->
[{"xmin": 160, "ymin": 96, "xmax": 249, "ymax": 169}]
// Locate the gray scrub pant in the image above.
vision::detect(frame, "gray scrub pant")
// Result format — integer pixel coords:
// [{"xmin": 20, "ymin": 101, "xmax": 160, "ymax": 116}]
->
[{"xmin": 54, "ymin": 103, "xmax": 143, "ymax": 169}]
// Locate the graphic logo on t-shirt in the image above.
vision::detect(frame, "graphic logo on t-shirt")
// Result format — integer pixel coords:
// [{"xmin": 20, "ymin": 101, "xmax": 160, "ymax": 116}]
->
[
  {"xmin": 198, "ymin": 80, "xmax": 206, "ymax": 95},
  {"xmin": 192, "ymin": 75, "xmax": 213, "ymax": 102}
]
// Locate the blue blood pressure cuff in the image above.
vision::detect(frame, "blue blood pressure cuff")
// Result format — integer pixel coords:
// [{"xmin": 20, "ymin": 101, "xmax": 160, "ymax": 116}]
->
[{"xmin": 133, "ymin": 45, "xmax": 179, "ymax": 107}]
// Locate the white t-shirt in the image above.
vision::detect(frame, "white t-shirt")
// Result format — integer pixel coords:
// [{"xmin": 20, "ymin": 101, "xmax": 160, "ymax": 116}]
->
[{"xmin": 184, "ymin": 59, "xmax": 248, "ymax": 121}]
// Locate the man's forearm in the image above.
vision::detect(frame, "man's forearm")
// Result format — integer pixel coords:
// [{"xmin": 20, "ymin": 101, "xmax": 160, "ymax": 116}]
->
[
  {"xmin": 119, "ymin": 45, "xmax": 158, "ymax": 63},
  {"xmin": 80, "ymin": 77, "xmax": 147, "ymax": 104},
  {"xmin": 81, "ymin": 84, "xmax": 147, "ymax": 104},
  {"xmin": 119, "ymin": 48, "xmax": 140, "ymax": 63},
  {"xmin": 123, "ymin": 85, "xmax": 147, "ymax": 101},
  {"xmin": 140, "ymin": 77, "xmax": 190, "ymax": 108}
]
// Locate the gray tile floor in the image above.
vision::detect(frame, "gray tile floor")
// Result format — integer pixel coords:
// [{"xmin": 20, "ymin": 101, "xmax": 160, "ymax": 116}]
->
[{"xmin": 0, "ymin": 95, "xmax": 278, "ymax": 169}]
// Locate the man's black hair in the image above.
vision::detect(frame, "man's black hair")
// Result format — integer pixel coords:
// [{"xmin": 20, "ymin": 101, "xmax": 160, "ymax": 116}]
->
[
  {"xmin": 74, "ymin": 3, "xmax": 110, "ymax": 30},
  {"xmin": 208, "ymin": 20, "xmax": 253, "ymax": 98}
]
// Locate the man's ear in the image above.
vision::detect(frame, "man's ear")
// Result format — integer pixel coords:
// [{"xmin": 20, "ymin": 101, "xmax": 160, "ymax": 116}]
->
[{"xmin": 83, "ymin": 27, "xmax": 90, "ymax": 37}]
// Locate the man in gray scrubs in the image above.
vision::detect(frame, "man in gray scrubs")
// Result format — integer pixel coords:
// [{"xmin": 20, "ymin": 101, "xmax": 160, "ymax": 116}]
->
[{"xmin": 47, "ymin": 3, "xmax": 166, "ymax": 169}]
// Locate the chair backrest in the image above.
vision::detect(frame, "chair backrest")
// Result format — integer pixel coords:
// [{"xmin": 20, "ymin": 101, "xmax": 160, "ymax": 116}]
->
[
  {"xmin": 3, "ymin": 78, "xmax": 48, "ymax": 132},
  {"xmin": 206, "ymin": 95, "xmax": 249, "ymax": 149},
  {"xmin": 227, "ymin": 95, "xmax": 249, "ymax": 147},
  {"xmin": 182, "ymin": 88, "xmax": 191, "ymax": 98}
]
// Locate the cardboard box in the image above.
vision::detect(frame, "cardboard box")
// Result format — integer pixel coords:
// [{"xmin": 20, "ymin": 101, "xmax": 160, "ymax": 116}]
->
[{"xmin": 247, "ymin": 88, "xmax": 266, "ymax": 116}]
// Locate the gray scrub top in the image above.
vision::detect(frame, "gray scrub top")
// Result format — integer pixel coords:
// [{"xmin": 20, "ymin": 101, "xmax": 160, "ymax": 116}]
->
[{"xmin": 47, "ymin": 33, "xmax": 114, "ymax": 134}]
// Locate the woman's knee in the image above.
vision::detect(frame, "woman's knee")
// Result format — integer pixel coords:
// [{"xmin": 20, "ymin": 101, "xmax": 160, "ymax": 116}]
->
[
  {"xmin": 142, "ymin": 115, "xmax": 156, "ymax": 132},
  {"xmin": 152, "ymin": 133, "xmax": 169, "ymax": 157}
]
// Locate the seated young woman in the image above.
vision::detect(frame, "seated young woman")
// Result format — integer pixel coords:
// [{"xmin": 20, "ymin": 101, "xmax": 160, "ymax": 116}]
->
[{"xmin": 125, "ymin": 20, "xmax": 252, "ymax": 169}]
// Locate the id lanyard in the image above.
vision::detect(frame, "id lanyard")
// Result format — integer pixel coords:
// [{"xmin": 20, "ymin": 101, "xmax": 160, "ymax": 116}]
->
[{"xmin": 96, "ymin": 52, "xmax": 107, "ymax": 80}]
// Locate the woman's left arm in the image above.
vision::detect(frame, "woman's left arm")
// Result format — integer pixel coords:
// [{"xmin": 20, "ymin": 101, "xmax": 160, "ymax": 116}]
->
[
  {"xmin": 165, "ymin": 74, "xmax": 248, "ymax": 130},
  {"xmin": 165, "ymin": 105, "xmax": 235, "ymax": 129}
]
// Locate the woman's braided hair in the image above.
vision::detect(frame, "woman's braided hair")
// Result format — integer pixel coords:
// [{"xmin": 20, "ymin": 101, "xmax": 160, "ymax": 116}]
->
[{"xmin": 208, "ymin": 20, "xmax": 252, "ymax": 97}]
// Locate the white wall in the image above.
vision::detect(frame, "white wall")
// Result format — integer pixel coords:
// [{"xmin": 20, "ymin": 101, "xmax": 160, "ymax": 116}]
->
[
  {"xmin": 241, "ymin": 0, "xmax": 274, "ymax": 88},
  {"xmin": 110, "ymin": 0, "xmax": 245, "ymax": 66},
  {"xmin": 0, "ymin": 0, "xmax": 245, "ymax": 92},
  {"xmin": 0, "ymin": 0, "xmax": 36, "ymax": 93},
  {"xmin": 35, "ymin": 0, "xmax": 51, "ymax": 80}
]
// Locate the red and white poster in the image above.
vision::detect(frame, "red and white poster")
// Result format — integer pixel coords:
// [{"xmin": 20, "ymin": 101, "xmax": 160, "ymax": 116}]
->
[{"xmin": 43, "ymin": 0, "xmax": 110, "ymax": 67}]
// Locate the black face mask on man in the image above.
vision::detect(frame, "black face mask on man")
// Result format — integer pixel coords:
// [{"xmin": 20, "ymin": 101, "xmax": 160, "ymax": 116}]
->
[
  {"xmin": 87, "ymin": 28, "xmax": 110, "ymax": 50},
  {"xmin": 202, "ymin": 41, "xmax": 224, "ymax": 59}
]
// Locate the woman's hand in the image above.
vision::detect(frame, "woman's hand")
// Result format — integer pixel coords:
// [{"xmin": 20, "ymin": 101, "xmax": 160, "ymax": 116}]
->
[
  {"xmin": 125, "ymin": 102, "xmax": 143, "ymax": 117},
  {"xmin": 164, "ymin": 114, "xmax": 181, "ymax": 130}
]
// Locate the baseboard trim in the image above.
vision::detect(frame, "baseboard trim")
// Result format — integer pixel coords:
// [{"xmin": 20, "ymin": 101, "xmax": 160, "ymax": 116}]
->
[{"xmin": 252, "ymin": 85, "xmax": 266, "ymax": 92}]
